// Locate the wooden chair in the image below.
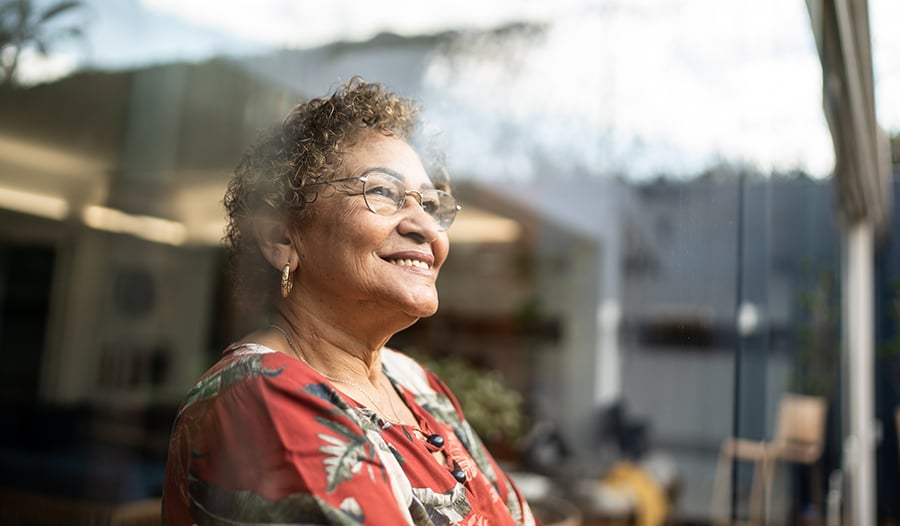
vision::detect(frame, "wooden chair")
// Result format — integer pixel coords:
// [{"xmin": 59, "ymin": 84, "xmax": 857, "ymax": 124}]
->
[
  {"xmin": 711, "ymin": 393, "xmax": 827, "ymax": 526},
  {"xmin": 110, "ymin": 497, "xmax": 162, "ymax": 526}
]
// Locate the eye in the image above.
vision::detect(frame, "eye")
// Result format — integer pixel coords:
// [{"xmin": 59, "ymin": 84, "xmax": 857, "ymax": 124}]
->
[
  {"xmin": 420, "ymin": 195, "xmax": 441, "ymax": 215},
  {"xmin": 365, "ymin": 182, "xmax": 401, "ymax": 203}
]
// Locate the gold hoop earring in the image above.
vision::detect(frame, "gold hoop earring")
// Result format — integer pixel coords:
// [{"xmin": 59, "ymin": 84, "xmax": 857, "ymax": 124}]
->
[{"xmin": 281, "ymin": 263, "xmax": 293, "ymax": 298}]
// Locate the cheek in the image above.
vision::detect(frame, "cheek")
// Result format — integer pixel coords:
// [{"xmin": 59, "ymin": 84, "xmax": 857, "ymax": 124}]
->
[
  {"xmin": 318, "ymin": 208, "xmax": 384, "ymax": 251},
  {"xmin": 433, "ymin": 237, "xmax": 451, "ymax": 270}
]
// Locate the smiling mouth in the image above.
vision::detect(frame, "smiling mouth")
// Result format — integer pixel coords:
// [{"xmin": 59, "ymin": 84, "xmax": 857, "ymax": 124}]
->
[{"xmin": 385, "ymin": 258, "xmax": 431, "ymax": 270}]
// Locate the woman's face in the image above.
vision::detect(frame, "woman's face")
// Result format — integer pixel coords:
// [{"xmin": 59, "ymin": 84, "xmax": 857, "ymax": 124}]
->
[{"xmin": 293, "ymin": 134, "xmax": 450, "ymax": 325}]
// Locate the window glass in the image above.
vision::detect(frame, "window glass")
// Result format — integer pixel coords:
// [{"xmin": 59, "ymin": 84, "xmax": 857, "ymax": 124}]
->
[{"xmin": 0, "ymin": 1, "xmax": 897, "ymax": 523}]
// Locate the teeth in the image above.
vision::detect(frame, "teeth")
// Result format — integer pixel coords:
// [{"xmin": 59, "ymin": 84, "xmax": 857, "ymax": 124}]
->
[{"xmin": 388, "ymin": 258, "xmax": 430, "ymax": 269}]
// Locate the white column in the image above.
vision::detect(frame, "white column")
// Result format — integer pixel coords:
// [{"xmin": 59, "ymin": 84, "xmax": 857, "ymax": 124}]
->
[
  {"xmin": 595, "ymin": 299, "xmax": 621, "ymax": 406},
  {"xmin": 842, "ymin": 220, "xmax": 876, "ymax": 526}
]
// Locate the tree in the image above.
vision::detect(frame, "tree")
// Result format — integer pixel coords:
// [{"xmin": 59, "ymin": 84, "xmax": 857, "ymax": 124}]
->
[
  {"xmin": 792, "ymin": 267, "xmax": 840, "ymax": 398},
  {"xmin": 891, "ymin": 131, "xmax": 899, "ymax": 168},
  {"xmin": 0, "ymin": 0, "xmax": 84, "ymax": 87}
]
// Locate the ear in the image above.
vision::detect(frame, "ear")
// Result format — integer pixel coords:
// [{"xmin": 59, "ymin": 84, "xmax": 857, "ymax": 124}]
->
[{"xmin": 253, "ymin": 212, "xmax": 299, "ymax": 271}]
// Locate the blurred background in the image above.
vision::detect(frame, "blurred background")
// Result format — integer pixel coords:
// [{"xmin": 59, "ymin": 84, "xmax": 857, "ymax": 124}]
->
[{"xmin": 0, "ymin": 0, "xmax": 898, "ymax": 524}]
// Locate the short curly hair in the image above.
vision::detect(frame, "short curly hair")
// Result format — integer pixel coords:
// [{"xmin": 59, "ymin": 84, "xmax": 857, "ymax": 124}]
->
[{"xmin": 222, "ymin": 78, "xmax": 433, "ymax": 318}]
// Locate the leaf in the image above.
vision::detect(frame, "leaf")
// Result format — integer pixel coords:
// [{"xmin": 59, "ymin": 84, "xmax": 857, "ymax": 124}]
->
[
  {"xmin": 315, "ymin": 418, "xmax": 373, "ymax": 492},
  {"xmin": 180, "ymin": 354, "xmax": 285, "ymax": 410},
  {"xmin": 0, "ymin": 1, "xmax": 25, "ymax": 20},
  {"xmin": 38, "ymin": 1, "xmax": 82, "ymax": 23},
  {"xmin": 12, "ymin": 0, "xmax": 31, "ymax": 22}
]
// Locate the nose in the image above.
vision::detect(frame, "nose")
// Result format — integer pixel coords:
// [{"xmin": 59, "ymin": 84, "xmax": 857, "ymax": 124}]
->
[
  {"xmin": 399, "ymin": 192, "xmax": 441, "ymax": 240},
  {"xmin": 402, "ymin": 191, "xmax": 435, "ymax": 221}
]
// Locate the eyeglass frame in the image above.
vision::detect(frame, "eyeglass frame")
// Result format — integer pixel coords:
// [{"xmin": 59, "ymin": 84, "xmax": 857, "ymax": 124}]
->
[{"xmin": 304, "ymin": 172, "xmax": 461, "ymax": 231}]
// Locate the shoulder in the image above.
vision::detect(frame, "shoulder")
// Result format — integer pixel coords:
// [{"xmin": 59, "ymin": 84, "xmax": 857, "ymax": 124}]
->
[
  {"xmin": 172, "ymin": 342, "xmax": 368, "ymax": 458},
  {"xmin": 180, "ymin": 344, "xmax": 286, "ymax": 399},
  {"xmin": 176, "ymin": 343, "xmax": 341, "ymax": 422}
]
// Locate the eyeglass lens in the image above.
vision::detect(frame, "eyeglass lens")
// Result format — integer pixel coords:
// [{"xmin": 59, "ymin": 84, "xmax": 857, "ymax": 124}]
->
[{"xmin": 362, "ymin": 173, "xmax": 458, "ymax": 230}]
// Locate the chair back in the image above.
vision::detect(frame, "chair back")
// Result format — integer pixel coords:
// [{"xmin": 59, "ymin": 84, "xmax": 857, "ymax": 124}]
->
[{"xmin": 774, "ymin": 393, "xmax": 827, "ymax": 462}]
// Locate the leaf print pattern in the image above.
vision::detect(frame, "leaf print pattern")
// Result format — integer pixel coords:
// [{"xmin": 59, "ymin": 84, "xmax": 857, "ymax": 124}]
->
[
  {"xmin": 336, "ymin": 497, "xmax": 364, "ymax": 522},
  {"xmin": 320, "ymin": 497, "xmax": 366, "ymax": 525},
  {"xmin": 415, "ymin": 391, "xmax": 498, "ymax": 483},
  {"xmin": 462, "ymin": 516, "xmax": 491, "ymax": 526},
  {"xmin": 382, "ymin": 349, "xmax": 534, "ymax": 524},
  {"xmin": 305, "ymin": 382, "xmax": 349, "ymax": 408},
  {"xmin": 410, "ymin": 485, "xmax": 471, "ymax": 526},
  {"xmin": 306, "ymin": 382, "xmax": 416, "ymax": 524},
  {"xmin": 165, "ymin": 345, "xmax": 537, "ymax": 526},
  {"xmin": 180, "ymin": 348, "xmax": 284, "ymax": 413},
  {"xmin": 362, "ymin": 427, "xmax": 416, "ymax": 525},
  {"xmin": 503, "ymin": 477, "xmax": 527, "ymax": 524},
  {"xmin": 304, "ymin": 383, "xmax": 387, "ymax": 433},
  {"xmin": 316, "ymin": 418, "xmax": 375, "ymax": 492},
  {"xmin": 188, "ymin": 478, "xmax": 364, "ymax": 525}
]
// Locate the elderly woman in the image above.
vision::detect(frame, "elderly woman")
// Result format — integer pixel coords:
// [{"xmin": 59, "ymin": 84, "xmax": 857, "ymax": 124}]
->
[{"xmin": 162, "ymin": 79, "xmax": 539, "ymax": 525}]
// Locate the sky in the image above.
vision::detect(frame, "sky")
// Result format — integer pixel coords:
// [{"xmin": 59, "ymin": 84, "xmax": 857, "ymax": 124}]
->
[{"xmin": 16, "ymin": 0, "xmax": 900, "ymax": 179}]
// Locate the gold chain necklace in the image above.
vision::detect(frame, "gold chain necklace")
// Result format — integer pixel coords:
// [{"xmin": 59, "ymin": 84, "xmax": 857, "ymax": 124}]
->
[
  {"xmin": 269, "ymin": 325, "xmax": 465, "ymax": 482},
  {"xmin": 269, "ymin": 324, "xmax": 404, "ymax": 425}
]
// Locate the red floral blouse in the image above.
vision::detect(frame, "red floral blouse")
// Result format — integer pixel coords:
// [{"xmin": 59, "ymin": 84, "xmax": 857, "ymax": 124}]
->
[{"xmin": 163, "ymin": 344, "xmax": 539, "ymax": 525}]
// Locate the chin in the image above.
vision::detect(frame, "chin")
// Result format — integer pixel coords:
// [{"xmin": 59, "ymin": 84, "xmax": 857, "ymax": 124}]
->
[
  {"xmin": 402, "ymin": 290, "xmax": 439, "ymax": 315},
  {"xmin": 408, "ymin": 303, "xmax": 438, "ymax": 318},
  {"xmin": 419, "ymin": 306, "xmax": 439, "ymax": 318},
  {"xmin": 405, "ymin": 300, "xmax": 439, "ymax": 320}
]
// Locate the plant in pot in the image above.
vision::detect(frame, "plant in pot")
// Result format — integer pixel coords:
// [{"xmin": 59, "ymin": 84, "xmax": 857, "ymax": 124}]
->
[
  {"xmin": 414, "ymin": 353, "xmax": 582, "ymax": 526},
  {"xmin": 413, "ymin": 353, "xmax": 527, "ymax": 459}
]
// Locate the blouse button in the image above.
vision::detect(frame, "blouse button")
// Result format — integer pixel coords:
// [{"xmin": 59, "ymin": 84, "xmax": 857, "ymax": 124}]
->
[
  {"xmin": 451, "ymin": 468, "xmax": 467, "ymax": 483},
  {"xmin": 426, "ymin": 434, "xmax": 445, "ymax": 448}
]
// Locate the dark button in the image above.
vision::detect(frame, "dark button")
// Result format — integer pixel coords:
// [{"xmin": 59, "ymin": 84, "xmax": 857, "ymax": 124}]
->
[
  {"xmin": 451, "ymin": 468, "xmax": 467, "ymax": 483},
  {"xmin": 426, "ymin": 434, "xmax": 445, "ymax": 448}
]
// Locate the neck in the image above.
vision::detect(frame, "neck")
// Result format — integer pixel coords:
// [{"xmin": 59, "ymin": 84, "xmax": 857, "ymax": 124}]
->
[{"xmin": 271, "ymin": 304, "xmax": 391, "ymax": 384}]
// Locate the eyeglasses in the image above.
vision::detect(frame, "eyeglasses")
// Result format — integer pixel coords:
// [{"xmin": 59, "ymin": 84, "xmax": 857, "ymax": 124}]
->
[{"xmin": 312, "ymin": 172, "xmax": 460, "ymax": 230}]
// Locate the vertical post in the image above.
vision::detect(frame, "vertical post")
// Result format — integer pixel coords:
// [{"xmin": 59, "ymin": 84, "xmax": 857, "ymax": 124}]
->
[
  {"xmin": 842, "ymin": 220, "xmax": 876, "ymax": 526},
  {"xmin": 730, "ymin": 170, "xmax": 746, "ymax": 522},
  {"xmin": 595, "ymin": 299, "xmax": 621, "ymax": 406}
]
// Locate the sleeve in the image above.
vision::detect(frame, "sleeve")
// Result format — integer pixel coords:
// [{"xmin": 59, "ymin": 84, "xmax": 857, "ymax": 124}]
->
[{"xmin": 163, "ymin": 353, "xmax": 415, "ymax": 525}]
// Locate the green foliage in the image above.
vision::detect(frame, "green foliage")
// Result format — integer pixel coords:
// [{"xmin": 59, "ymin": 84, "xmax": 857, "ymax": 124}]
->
[
  {"xmin": 0, "ymin": 0, "xmax": 85, "ymax": 86},
  {"xmin": 890, "ymin": 131, "xmax": 900, "ymax": 168},
  {"xmin": 877, "ymin": 280, "xmax": 900, "ymax": 359},
  {"xmin": 792, "ymin": 266, "xmax": 839, "ymax": 397},
  {"xmin": 415, "ymin": 353, "xmax": 526, "ymax": 449}
]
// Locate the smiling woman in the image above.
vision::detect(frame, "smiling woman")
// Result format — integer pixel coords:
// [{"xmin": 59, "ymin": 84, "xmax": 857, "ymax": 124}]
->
[{"xmin": 162, "ymin": 77, "xmax": 539, "ymax": 526}]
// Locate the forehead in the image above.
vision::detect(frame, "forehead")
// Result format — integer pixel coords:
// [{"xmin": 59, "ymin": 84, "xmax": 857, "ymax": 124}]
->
[{"xmin": 342, "ymin": 135, "xmax": 432, "ymax": 188}]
